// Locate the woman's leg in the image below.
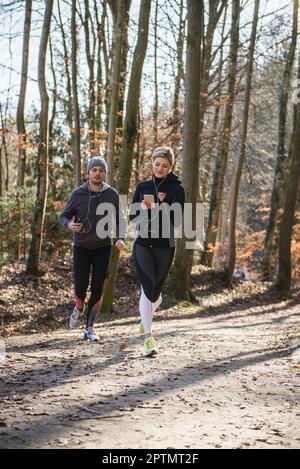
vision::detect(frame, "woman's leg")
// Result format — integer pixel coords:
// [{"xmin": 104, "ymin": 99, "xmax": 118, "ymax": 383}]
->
[
  {"xmin": 139, "ymin": 286, "xmax": 153, "ymax": 334},
  {"xmin": 86, "ymin": 245, "xmax": 112, "ymax": 327},
  {"xmin": 151, "ymin": 246, "xmax": 175, "ymax": 301},
  {"xmin": 133, "ymin": 244, "xmax": 175, "ymax": 335},
  {"xmin": 134, "ymin": 244, "xmax": 156, "ymax": 334}
]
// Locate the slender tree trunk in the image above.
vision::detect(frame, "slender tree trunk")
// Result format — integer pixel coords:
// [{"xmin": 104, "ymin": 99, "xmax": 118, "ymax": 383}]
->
[
  {"xmin": 94, "ymin": 0, "xmax": 104, "ymax": 140},
  {"xmin": 101, "ymin": 0, "xmax": 111, "ymax": 132},
  {"xmin": 202, "ymin": 0, "xmax": 240, "ymax": 267},
  {"xmin": 83, "ymin": 0, "xmax": 96, "ymax": 149},
  {"xmin": 226, "ymin": 0, "xmax": 260, "ymax": 286},
  {"xmin": 153, "ymin": 0, "xmax": 158, "ymax": 144},
  {"xmin": 57, "ymin": 0, "xmax": 74, "ymax": 167},
  {"xmin": 106, "ymin": 0, "xmax": 126, "ymax": 185},
  {"xmin": 101, "ymin": 0, "xmax": 151, "ymax": 314},
  {"xmin": 48, "ymin": 37, "xmax": 58, "ymax": 199},
  {"xmin": 172, "ymin": 0, "xmax": 185, "ymax": 159},
  {"xmin": 0, "ymin": 143, "xmax": 2, "ymax": 258},
  {"xmin": 115, "ymin": 1, "xmax": 131, "ymax": 160},
  {"xmin": 0, "ymin": 146, "xmax": 2, "ymax": 198},
  {"xmin": 263, "ymin": 0, "xmax": 298, "ymax": 278},
  {"xmin": 16, "ymin": 0, "xmax": 32, "ymax": 188},
  {"xmin": 105, "ymin": 0, "xmax": 118, "ymax": 132},
  {"xmin": 71, "ymin": 0, "xmax": 81, "ymax": 186},
  {"xmin": 199, "ymin": 0, "xmax": 227, "ymax": 204},
  {"xmin": 26, "ymin": 0, "xmax": 53, "ymax": 275},
  {"xmin": 199, "ymin": 0, "xmax": 226, "ymax": 137},
  {"xmin": 0, "ymin": 103, "xmax": 9, "ymax": 192},
  {"xmin": 15, "ymin": 0, "xmax": 32, "ymax": 260},
  {"xmin": 276, "ymin": 53, "xmax": 300, "ymax": 295},
  {"xmin": 170, "ymin": 0, "xmax": 203, "ymax": 301},
  {"xmin": 135, "ymin": 102, "xmax": 146, "ymax": 183}
]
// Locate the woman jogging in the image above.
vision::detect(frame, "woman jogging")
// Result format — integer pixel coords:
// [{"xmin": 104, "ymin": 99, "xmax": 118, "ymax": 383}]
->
[{"xmin": 129, "ymin": 147, "xmax": 185, "ymax": 356}]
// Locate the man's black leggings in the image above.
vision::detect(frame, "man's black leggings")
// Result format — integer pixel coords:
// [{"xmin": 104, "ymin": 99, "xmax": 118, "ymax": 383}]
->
[
  {"xmin": 73, "ymin": 245, "xmax": 112, "ymax": 327},
  {"xmin": 133, "ymin": 243, "xmax": 175, "ymax": 303}
]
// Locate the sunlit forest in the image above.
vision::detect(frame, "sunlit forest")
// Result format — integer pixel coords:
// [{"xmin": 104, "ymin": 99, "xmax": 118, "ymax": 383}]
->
[{"xmin": 0, "ymin": 0, "xmax": 300, "ymax": 452}]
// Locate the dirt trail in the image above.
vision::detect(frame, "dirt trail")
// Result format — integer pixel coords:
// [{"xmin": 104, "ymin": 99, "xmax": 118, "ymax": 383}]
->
[{"xmin": 0, "ymin": 296, "xmax": 299, "ymax": 449}]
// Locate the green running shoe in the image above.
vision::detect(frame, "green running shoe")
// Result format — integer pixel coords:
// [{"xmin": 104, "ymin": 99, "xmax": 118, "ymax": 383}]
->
[{"xmin": 143, "ymin": 336, "xmax": 158, "ymax": 356}]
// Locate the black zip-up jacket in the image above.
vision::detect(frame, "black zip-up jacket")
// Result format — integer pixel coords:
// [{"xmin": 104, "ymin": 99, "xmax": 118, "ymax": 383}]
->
[
  {"xmin": 129, "ymin": 171, "xmax": 185, "ymax": 247},
  {"xmin": 60, "ymin": 182, "xmax": 127, "ymax": 249}
]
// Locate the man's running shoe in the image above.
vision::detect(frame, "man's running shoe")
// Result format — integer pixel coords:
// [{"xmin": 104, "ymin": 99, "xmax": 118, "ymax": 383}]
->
[
  {"xmin": 83, "ymin": 327, "xmax": 99, "ymax": 342},
  {"xmin": 143, "ymin": 336, "xmax": 158, "ymax": 356},
  {"xmin": 69, "ymin": 306, "xmax": 82, "ymax": 329}
]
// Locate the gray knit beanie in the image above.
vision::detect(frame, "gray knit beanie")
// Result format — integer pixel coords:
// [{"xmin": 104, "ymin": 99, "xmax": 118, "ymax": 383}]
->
[
  {"xmin": 152, "ymin": 146, "xmax": 174, "ymax": 167},
  {"xmin": 87, "ymin": 156, "xmax": 107, "ymax": 173}
]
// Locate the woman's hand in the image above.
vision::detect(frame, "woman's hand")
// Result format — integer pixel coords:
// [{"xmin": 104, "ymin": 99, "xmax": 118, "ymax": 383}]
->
[{"xmin": 141, "ymin": 200, "xmax": 152, "ymax": 210}]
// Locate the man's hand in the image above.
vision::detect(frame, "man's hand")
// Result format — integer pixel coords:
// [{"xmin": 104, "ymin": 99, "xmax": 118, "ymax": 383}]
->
[
  {"xmin": 116, "ymin": 239, "xmax": 125, "ymax": 255},
  {"xmin": 68, "ymin": 219, "xmax": 83, "ymax": 233}
]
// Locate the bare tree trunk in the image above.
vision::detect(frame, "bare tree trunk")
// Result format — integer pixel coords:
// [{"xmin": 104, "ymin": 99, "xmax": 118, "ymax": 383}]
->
[
  {"xmin": 199, "ymin": 0, "xmax": 227, "ymax": 203},
  {"xmin": 83, "ymin": 0, "xmax": 96, "ymax": 149},
  {"xmin": 170, "ymin": 0, "xmax": 203, "ymax": 301},
  {"xmin": 57, "ymin": 0, "xmax": 74, "ymax": 167},
  {"xmin": 0, "ymin": 146, "xmax": 2, "ymax": 198},
  {"xmin": 16, "ymin": 0, "xmax": 32, "ymax": 188},
  {"xmin": 202, "ymin": 0, "xmax": 240, "ymax": 267},
  {"xmin": 115, "ymin": 1, "xmax": 131, "ymax": 159},
  {"xmin": 153, "ymin": 0, "xmax": 158, "ymax": 144},
  {"xmin": 226, "ymin": 0, "xmax": 260, "ymax": 286},
  {"xmin": 106, "ymin": 0, "xmax": 126, "ymax": 185},
  {"xmin": 48, "ymin": 36, "xmax": 58, "ymax": 199},
  {"xmin": 276, "ymin": 51, "xmax": 300, "ymax": 295},
  {"xmin": 172, "ymin": 0, "xmax": 185, "ymax": 159},
  {"xmin": 26, "ymin": 0, "xmax": 53, "ymax": 275},
  {"xmin": 101, "ymin": 0, "xmax": 151, "ymax": 314},
  {"xmin": 0, "ymin": 103, "xmax": 9, "ymax": 192},
  {"xmin": 94, "ymin": 0, "xmax": 105, "ymax": 139},
  {"xmin": 105, "ymin": 0, "xmax": 118, "ymax": 132},
  {"xmin": 15, "ymin": 0, "xmax": 32, "ymax": 260},
  {"xmin": 101, "ymin": 0, "xmax": 109, "ymax": 81},
  {"xmin": 135, "ymin": 101, "xmax": 146, "ymax": 183},
  {"xmin": 101, "ymin": 1, "xmax": 111, "ymax": 132},
  {"xmin": 199, "ymin": 0, "xmax": 226, "ymax": 137},
  {"xmin": 71, "ymin": 0, "xmax": 81, "ymax": 186},
  {"xmin": 263, "ymin": 0, "xmax": 298, "ymax": 278}
]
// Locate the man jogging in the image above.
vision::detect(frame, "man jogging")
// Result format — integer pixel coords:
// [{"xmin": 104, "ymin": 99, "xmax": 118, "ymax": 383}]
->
[{"xmin": 60, "ymin": 156, "xmax": 127, "ymax": 341}]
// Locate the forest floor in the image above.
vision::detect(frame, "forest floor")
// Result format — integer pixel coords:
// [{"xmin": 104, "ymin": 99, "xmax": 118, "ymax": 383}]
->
[{"xmin": 0, "ymin": 257, "xmax": 300, "ymax": 449}]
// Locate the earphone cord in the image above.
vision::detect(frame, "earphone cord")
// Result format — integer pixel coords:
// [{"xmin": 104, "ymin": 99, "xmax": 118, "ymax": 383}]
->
[
  {"xmin": 79, "ymin": 183, "xmax": 102, "ymax": 234},
  {"xmin": 140, "ymin": 176, "xmax": 168, "ymax": 235}
]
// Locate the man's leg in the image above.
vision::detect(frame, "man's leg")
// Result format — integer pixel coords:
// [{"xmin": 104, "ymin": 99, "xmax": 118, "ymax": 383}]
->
[
  {"xmin": 86, "ymin": 245, "xmax": 112, "ymax": 328},
  {"xmin": 73, "ymin": 246, "xmax": 91, "ymax": 312}
]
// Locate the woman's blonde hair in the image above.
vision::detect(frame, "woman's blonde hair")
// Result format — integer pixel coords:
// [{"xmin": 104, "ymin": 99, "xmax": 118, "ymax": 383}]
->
[{"xmin": 152, "ymin": 146, "xmax": 174, "ymax": 167}]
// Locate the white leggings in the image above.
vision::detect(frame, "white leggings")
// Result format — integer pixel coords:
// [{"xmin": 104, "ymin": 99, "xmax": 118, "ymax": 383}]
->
[{"xmin": 139, "ymin": 287, "xmax": 162, "ymax": 334}]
